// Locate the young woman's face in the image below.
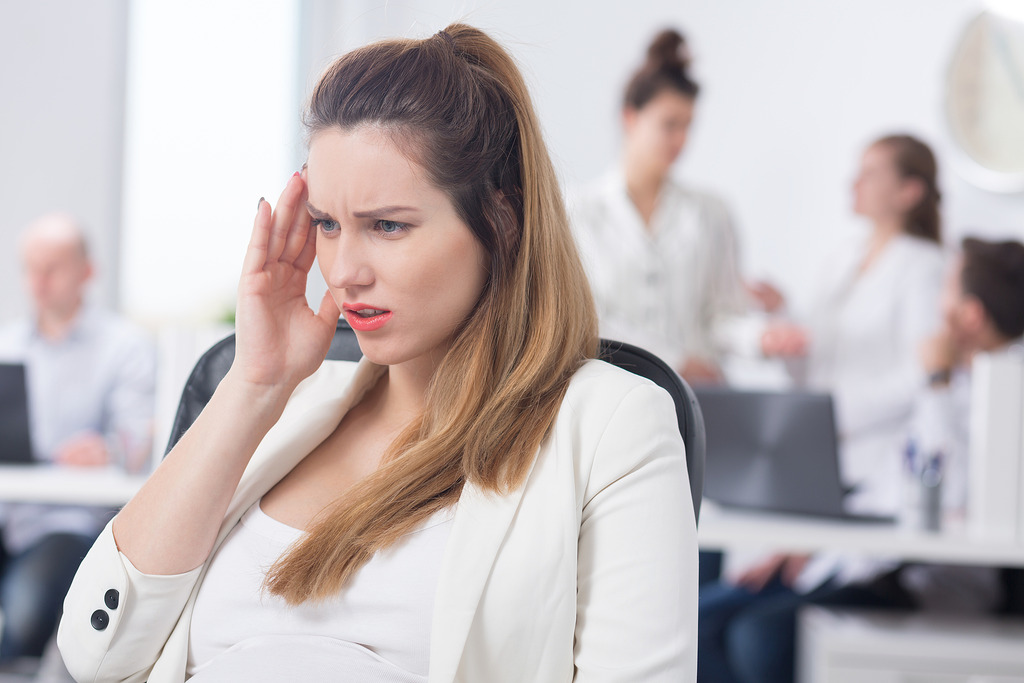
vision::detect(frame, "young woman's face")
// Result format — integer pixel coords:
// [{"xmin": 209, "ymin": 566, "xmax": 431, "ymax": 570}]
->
[
  {"xmin": 852, "ymin": 144, "xmax": 917, "ymax": 223},
  {"xmin": 623, "ymin": 90, "xmax": 695, "ymax": 175},
  {"xmin": 306, "ymin": 126, "xmax": 488, "ymax": 371}
]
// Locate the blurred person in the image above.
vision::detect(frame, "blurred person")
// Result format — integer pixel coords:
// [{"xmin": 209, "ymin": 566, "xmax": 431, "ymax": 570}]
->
[
  {"xmin": 571, "ymin": 28, "xmax": 764, "ymax": 387},
  {"xmin": 697, "ymin": 135, "xmax": 948, "ymax": 683},
  {"xmin": 0, "ymin": 213, "xmax": 156, "ymax": 661},
  {"xmin": 761, "ymin": 133, "xmax": 946, "ymax": 516},
  {"xmin": 58, "ymin": 25, "xmax": 696, "ymax": 682},
  {"xmin": 697, "ymin": 237, "xmax": 1022, "ymax": 683}
]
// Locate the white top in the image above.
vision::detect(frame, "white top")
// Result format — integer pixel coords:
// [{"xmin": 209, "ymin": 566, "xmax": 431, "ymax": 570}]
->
[
  {"xmin": 783, "ymin": 234, "xmax": 945, "ymax": 591},
  {"xmin": 793, "ymin": 233, "xmax": 945, "ymax": 516},
  {"xmin": 570, "ymin": 170, "xmax": 758, "ymax": 369},
  {"xmin": 0, "ymin": 307, "xmax": 156, "ymax": 552},
  {"xmin": 187, "ymin": 500, "xmax": 455, "ymax": 681}
]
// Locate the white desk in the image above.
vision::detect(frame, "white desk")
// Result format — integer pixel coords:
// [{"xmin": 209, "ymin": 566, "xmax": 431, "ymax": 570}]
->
[
  {"xmin": 698, "ymin": 502, "xmax": 1024, "ymax": 568},
  {"xmin": 0, "ymin": 465, "xmax": 146, "ymax": 507}
]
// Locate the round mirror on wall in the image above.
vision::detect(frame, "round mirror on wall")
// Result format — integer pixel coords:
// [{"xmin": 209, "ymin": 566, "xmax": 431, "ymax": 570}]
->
[{"xmin": 946, "ymin": 9, "xmax": 1024, "ymax": 193}]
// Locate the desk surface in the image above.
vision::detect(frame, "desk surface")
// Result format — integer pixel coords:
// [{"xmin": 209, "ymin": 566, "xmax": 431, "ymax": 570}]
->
[
  {"xmin": 0, "ymin": 465, "xmax": 146, "ymax": 506},
  {"xmin": 698, "ymin": 502, "xmax": 1024, "ymax": 568}
]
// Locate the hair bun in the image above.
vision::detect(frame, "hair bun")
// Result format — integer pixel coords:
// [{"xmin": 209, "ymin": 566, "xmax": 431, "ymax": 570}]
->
[{"xmin": 646, "ymin": 29, "xmax": 690, "ymax": 72}]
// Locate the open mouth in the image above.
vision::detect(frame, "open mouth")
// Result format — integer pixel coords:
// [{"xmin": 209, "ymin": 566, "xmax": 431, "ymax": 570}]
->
[
  {"xmin": 342, "ymin": 304, "xmax": 393, "ymax": 332},
  {"xmin": 352, "ymin": 308, "xmax": 388, "ymax": 318}
]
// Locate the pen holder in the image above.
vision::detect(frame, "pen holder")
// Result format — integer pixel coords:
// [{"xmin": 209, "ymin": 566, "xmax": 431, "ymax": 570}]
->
[{"xmin": 901, "ymin": 440, "xmax": 944, "ymax": 533}]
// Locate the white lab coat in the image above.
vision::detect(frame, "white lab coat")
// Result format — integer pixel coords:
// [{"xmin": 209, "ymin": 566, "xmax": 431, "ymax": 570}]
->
[
  {"xmin": 570, "ymin": 170, "xmax": 757, "ymax": 370},
  {"xmin": 795, "ymin": 232, "xmax": 946, "ymax": 517},
  {"xmin": 58, "ymin": 358, "xmax": 697, "ymax": 683},
  {"xmin": 788, "ymin": 233, "xmax": 946, "ymax": 591}
]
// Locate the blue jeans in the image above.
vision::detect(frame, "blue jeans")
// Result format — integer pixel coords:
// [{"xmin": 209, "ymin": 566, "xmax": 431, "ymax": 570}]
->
[
  {"xmin": 697, "ymin": 573, "xmax": 913, "ymax": 683},
  {"xmin": 0, "ymin": 533, "xmax": 94, "ymax": 660}
]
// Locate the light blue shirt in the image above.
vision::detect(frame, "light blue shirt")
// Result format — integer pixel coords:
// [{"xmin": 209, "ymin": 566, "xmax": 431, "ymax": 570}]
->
[{"xmin": 0, "ymin": 307, "xmax": 156, "ymax": 552}]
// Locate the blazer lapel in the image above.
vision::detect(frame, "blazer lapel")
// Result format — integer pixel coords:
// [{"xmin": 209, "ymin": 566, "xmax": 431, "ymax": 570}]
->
[
  {"xmin": 428, "ymin": 459, "xmax": 537, "ymax": 683},
  {"xmin": 220, "ymin": 359, "xmax": 386, "ymax": 548}
]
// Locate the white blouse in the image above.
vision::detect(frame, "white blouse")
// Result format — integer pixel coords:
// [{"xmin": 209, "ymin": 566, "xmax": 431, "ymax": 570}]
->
[
  {"xmin": 570, "ymin": 170, "xmax": 757, "ymax": 370},
  {"xmin": 793, "ymin": 233, "xmax": 945, "ymax": 517},
  {"xmin": 187, "ymin": 500, "xmax": 454, "ymax": 681}
]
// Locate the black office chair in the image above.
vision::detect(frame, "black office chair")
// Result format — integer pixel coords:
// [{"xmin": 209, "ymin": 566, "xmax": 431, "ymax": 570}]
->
[{"xmin": 166, "ymin": 322, "xmax": 705, "ymax": 522}]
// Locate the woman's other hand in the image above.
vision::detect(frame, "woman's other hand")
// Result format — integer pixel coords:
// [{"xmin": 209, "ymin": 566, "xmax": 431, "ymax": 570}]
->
[
  {"xmin": 746, "ymin": 280, "xmax": 785, "ymax": 313},
  {"xmin": 679, "ymin": 357, "xmax": 724, "ymax": 386},
  {"xmin": 761, "ymin": 323, "xmax": 809, "ymax": 358},
  {"xmin": 734, "ymin": 553, "xmax": 810, "ymax": 592},
  {"xmin": 232, "ymin": 172, "xmax": 341, "ymax": 393}
]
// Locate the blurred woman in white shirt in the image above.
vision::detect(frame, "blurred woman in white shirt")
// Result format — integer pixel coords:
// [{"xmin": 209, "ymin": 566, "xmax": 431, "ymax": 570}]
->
[
  {"xmin": 762, "ymin": 134, "xmax": 946, "ymax": 516},
  {"xmin": 695, "ymin": 135, "xmax": 947, "ymax": 683},
  {"xmin": 571, "ymin": 29, "xmax": 757, "ymax": 386}
]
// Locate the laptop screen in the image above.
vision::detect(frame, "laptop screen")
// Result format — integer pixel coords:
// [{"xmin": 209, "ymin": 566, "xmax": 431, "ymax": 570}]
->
[
  {"xmin": 694, "ymin": 387, "xmax": 855, "ymax": 518},
  {"xmin": 0, "ymin": 363, "xmax": 35, "ymax": 464}
]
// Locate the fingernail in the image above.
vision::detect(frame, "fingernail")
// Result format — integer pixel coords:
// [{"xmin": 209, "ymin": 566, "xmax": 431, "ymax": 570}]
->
[
  {"xmin": 293, "ymin": 171, "xmax": 301, "ymax": 178},
  {"xmin": 257, "ymin": 197, "xmax": 265, "ymax": 211}
]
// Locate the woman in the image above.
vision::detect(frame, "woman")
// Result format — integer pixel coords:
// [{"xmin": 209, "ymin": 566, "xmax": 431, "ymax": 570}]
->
[
  {"xmin": 57, "ymin": 24, "xmax": 697, "ymax": 683},
  {"xmin": 571, "ymin": 29, "xmax": 756, "ymax": 386},
  {"xmin": 698, "ymin": 134, "xmax": 946, "ymax": 683},
  {"xmin": 762, "ymin": 133, "xmax": 946, "ymax": 516}
]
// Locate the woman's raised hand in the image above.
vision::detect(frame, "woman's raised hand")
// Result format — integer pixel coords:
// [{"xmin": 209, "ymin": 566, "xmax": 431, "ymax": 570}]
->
[{"xmin": 231, "ymin": 172, "xmax": 341, "ymax": 393}]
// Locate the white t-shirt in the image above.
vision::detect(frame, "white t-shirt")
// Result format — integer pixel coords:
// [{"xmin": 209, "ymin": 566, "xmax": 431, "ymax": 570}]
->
[{"xmin": 187, "ymin": 500, "xmax": 454, "ymax": 681}]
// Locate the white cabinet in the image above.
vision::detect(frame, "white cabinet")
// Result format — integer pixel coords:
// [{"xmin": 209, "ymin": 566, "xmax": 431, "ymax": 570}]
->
[{"xmin": 799, "ymin": 606, "xmax": 1024, "ymax": 683}]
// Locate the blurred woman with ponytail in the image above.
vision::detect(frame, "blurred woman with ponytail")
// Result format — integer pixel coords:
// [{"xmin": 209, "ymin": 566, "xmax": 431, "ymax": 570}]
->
[
  {"xmin": 572, "ymin": 28, "xmax": 759, "ymax": 386},
  {"xmin": 761, "ymin": 134, "xmax": 946, "ymax": 517},
  {"xmin": 697, "ymin": 136, "xmax": 946, "ymax": 683},
  {"xmin": 58, "ymin": 24, "xmax": 697, "ymax": 683}
]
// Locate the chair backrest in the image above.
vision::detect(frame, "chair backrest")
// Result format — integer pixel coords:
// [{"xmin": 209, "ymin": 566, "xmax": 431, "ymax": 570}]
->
[
  {"xmin": 597, "ymin": 339, "xmax": 705, "ymax": 523},
  {"xmin": 166, "ymin": 323, "xmax": 704, "ymax": 522}
]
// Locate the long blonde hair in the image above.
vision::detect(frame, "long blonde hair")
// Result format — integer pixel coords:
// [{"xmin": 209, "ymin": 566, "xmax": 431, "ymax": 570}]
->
[{"xmin": 265, "ymin": 24, "xmax": 598, "ymax": 604}]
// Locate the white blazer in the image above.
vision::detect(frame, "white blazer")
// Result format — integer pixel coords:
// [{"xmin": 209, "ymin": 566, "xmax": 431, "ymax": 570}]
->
[{"xmin": 58, "ymin": 358, "xmax": 697, "ymax": 683}]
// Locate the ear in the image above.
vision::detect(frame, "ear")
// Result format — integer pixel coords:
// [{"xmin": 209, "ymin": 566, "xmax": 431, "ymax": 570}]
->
[
  {"xmin": 622, "ymin": 106, "xmax": 639, "ymax": 133},
  {"xmin": 961, "ymin": 296, "xmax": 987, "ymax": 335},
  {"xmin": 898, "ymin": 176, "xmax": 926, "ymax": 212}
]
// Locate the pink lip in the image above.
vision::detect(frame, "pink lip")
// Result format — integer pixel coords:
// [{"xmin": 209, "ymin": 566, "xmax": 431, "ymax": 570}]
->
[{"xmin": 343, "ymin": 302, "xmax": 392, "ymax": 332}]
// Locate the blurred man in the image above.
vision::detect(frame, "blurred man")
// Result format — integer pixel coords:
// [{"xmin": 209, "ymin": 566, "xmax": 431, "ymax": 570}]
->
[{"xmin": 0, "ymin": 213, "xmax": 156, "ymax": 661}]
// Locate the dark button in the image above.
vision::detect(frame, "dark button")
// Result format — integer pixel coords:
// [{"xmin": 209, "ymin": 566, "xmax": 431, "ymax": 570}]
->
[
  {"xmin": 90, "ymin": 609, "xmax": 109, "ymax": 631},
  {"xmin": 104, "ymin": 589, "xmax": 119, "ymax": 610}
]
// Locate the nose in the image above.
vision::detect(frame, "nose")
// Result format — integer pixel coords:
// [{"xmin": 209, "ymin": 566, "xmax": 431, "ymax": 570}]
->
[{"xmin": 322, "ymin": 229, "xmax": 374, "ymax": 291}]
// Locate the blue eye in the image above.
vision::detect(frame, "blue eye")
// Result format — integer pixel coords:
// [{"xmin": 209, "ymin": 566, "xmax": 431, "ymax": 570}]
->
[
  {"xmin": 375, "ymin": 220, "xmax": 407, "ymax": 235},
  {"xmin": 313, "ymin": 218, "xmax": 340, "ymax": 235}
]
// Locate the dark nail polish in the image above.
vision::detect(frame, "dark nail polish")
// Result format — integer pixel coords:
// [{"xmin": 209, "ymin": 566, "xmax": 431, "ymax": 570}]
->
[{"xmin": 257, "ymin": 197, "xmax": 265, "ymax": 211}]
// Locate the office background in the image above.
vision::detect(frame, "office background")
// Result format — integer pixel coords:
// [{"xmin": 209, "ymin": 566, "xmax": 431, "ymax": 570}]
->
[{"xmin": 2, "ymin": 0, "xmax": 1023, "ymax": 326}]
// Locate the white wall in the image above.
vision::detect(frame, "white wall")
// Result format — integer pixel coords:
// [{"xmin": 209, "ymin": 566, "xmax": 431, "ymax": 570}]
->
[
  {"xmin": 314, "ymin": 0, "xmax": 1024, "ymax": 314},
  {"xmin": 0, "ymin": 0, "xmax": 128, "ymax": 322},
  {"xmin": 4, "ymin": 1, "xmax": 1024, "ymax": 326}
]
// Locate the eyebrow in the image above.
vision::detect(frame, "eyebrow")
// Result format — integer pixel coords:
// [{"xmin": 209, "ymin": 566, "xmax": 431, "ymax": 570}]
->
[{"xmin": 305, "ymin": 201, "xmax": 418, "ymax": 219}]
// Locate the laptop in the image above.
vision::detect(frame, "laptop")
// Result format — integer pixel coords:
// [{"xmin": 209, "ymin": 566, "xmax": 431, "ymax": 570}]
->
[
  {"xmin": 0, "ymin": 363, "xmax": 35, "ymax": 464},
  {"xmin": 693, "ymin": 387, "xmax": 893, "ymax": 522}
]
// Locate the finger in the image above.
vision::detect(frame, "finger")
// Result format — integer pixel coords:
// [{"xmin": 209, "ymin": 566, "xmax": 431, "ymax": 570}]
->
[
  {"xmin": 280, "ymin": 180, "xmax": 312, "ymax": 264},
  {"xmin": 242, "ymin": 198, "xmax": 273, "ymax": 276},
  {"xmin": 316, "ymin": 289, "xmax": 341, "ymax": 326},
  {"xmin": 294, "ymin": 221, "xmax": 319, "ymax": 274},
  {"xmin": 265, "ymin": 172, "xmax": 305, "ymax": 263}
]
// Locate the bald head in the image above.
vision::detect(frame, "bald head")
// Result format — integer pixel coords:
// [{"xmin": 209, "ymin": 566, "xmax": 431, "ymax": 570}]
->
[
  {"xmin": 20, "ymin": 213, "xmax": 93, "ymax": 321},
  {"xmin": 20, "ymin": 213, "xmax": 89, "ymax": 260}
]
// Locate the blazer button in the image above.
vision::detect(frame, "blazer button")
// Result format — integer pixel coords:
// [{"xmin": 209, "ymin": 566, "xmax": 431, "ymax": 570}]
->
[
  {"xmin": 104, "ymin": 589, "xmax": 119, "ymax": 610},
  {"xmin": 90, "ymin": 610, "xmax": 109, "ymax": 631}
]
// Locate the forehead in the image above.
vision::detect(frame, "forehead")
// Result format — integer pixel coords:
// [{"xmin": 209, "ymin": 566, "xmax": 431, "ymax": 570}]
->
[
  {"xmin": 22, "ymin": 237, "xmax": 84, "ymax": 266},
  {"xmin": 306, "ymin": 126, "xmax": 438, "ymax": 208}
]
